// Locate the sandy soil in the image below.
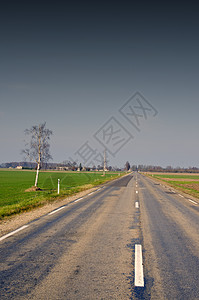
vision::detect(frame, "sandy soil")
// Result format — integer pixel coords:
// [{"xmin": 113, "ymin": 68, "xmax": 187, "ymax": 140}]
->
[
  {"xmin": 162, "ymin": 178, "xmax": 199, "ymax": 181},
  {"xmin": 144, "ymin": 172, "xmax": 199, "ymax": 176}
]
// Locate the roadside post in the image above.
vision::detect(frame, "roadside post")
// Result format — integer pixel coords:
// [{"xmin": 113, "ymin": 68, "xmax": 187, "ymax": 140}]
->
[{"xmin": 58, "ymin": 179, "xmax": 60, "ymax": 194}]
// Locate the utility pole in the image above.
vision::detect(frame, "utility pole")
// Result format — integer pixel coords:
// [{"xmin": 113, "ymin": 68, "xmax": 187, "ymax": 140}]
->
[{"xmin": 103, "ymin": 149, "xmax": 107, "ymax": 176}]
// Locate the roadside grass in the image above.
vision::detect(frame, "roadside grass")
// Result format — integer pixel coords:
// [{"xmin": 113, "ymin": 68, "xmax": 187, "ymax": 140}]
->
[
  {"xmin": 168, "ymin": 181, "xmax": 199, "ymax": 198},
  {"xmin": 0, "ymin": 170, "xmax": 123, "ymax": 219},
  {"xmin": 146, "ymin": 173, "xmax": 199, "ymax": 199}
]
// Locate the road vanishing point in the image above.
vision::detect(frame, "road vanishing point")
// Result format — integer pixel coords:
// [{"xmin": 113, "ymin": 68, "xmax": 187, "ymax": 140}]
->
[{"xmin": 0, "ymin": 173, "xmax": 199, "ymax": 299}]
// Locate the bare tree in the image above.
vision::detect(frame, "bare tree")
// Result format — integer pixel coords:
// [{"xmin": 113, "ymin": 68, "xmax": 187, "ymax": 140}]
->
[
  {"xmin": 125, "ymin": 161, "xmax": 131, "ymax": 171},
  {"xmin": 22, "ymin": 122, "xmax": 53, "ymax": 187}
]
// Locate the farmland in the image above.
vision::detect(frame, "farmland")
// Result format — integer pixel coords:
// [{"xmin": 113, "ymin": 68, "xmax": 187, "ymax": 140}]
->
[
  {"xmin": 146, "ymin": 172, "xmax": 199, "ymax": 199},
  {"xmin": 0, "ymin": 169, "xmax": 122, "ymax": 219}
]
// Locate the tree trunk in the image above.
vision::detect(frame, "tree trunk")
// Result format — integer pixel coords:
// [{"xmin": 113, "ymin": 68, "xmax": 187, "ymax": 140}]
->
[
  {"xmin": 35, "ymin": 126, "xmax": 41, "ymax": 187},
  {"xmin": 35, "ymin": 162, "xmax": 40, "ymax": 187}
]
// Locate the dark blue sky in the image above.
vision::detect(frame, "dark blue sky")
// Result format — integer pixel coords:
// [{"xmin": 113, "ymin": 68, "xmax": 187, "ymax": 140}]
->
[{"xmin": 0, "ymin": 1, "xmax": 199, "ymax": 167}]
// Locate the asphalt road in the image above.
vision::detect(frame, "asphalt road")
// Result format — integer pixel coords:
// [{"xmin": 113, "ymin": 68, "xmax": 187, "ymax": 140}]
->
[{"xmin": 0, "ymin": 173, "xmax": 199, "ymax": 299}]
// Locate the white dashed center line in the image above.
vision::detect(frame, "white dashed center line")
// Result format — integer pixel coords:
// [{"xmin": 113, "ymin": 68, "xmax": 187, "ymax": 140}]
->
[{"xmin": 135, "ymin": 244, "xmax": 144, "ymax": 287}]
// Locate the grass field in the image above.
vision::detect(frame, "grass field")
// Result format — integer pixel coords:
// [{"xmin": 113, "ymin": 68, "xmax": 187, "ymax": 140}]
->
[
  {"xmin": 146, "ymin": 173, "xmax": 199, "ymax": 199},
  {"xmin": 0, "ymin": 169, "xmax": 123, "ymax": 219}
]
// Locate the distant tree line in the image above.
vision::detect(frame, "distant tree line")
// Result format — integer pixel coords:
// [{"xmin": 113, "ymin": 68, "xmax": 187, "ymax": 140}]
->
[
  {"xmin": 1, "ymin": 161, "xmax": 199, "ymax": 173},
  {"xmin": 0, "ymin": 161, "xmax": 123, "ymax": 172},
  {"xmin": 0, "ymin": 162, "xmax": 38, "ymax": 169},
  {"xmin": 131, "ymin": 165, "xmax": 199, "ymax": 173}
]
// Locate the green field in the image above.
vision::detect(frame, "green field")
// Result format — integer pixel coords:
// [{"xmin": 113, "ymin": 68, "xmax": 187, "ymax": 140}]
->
[
  {"xmin": 147, "ymin": 173, "xmax": 199, "ymax": 199},
  {"xmin": 0, "ymin": 170, "xmax": 122, "ymax": 219}
]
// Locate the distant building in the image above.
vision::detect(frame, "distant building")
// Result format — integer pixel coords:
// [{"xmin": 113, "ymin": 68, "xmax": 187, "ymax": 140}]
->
[{"xmin": 56, "ymin": 166, "xmax": 69, "ymax": 171}]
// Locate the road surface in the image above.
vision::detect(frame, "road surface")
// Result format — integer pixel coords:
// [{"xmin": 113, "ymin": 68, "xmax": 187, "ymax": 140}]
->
[{"xmin": 0, "ymin": 173, "xmax": 199, "ymax": 299}]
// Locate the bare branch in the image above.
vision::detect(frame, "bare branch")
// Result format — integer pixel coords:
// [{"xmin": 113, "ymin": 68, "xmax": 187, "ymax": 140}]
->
[{"xmin": 22, "ymin": 122, "xmax": 53, "ymax": 186}]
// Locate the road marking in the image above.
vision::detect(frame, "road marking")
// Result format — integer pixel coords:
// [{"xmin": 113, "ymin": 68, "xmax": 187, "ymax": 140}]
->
[
  {"xmin": 74, "ymin": 197, "xmax": 83, "ymax": 203},
  {"xmin": 188, "ymin": 199, "xmax": 198, "ymax": 205},
  {"xmin": 135, "ymin": 244, "xmax": 144, "ymax": 287},
  {"xmin": 88, "ymin": 192, "xmax": 94, "ymax": 196},
  {"xmin": 178, "ymin": 194, "xmax": 184, "ymax": 198},
  {"xmin": 135, "ymin": 202, "xmax": 139, "ymax": 208},
  {"xmin": 0, "ymin": 225, "xmax": 29, "ymax": 242},
  {"xmin": 136, "ymin": 191, "xmax": 138, "ymax": 194},
  {"xmin": 48, "ymin": 206, "xmax": 66, "ymax": 215}
]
